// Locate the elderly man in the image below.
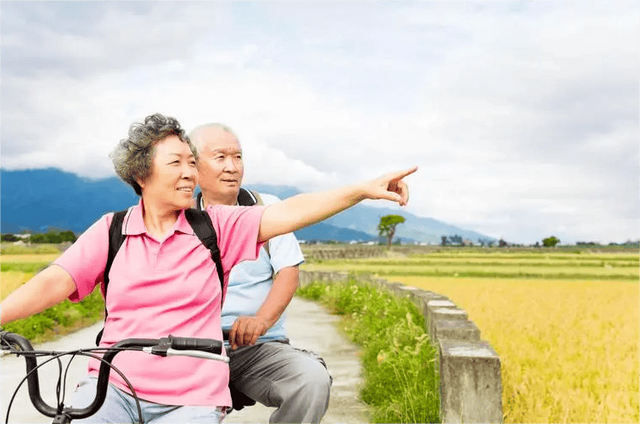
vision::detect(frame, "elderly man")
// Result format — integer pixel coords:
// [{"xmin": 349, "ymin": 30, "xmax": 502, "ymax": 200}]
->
[{"xmin": 189, "ymin": 124, "xmax": 332, "ymax": 423}]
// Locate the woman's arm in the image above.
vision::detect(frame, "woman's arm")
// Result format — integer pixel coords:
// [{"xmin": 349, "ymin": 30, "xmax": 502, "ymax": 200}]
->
[
  {"xmin": 0, "ymin": 265, "xmax": 76, "ymax": 325},
  {"xmin": 258, "ymin": 166, "xmax": 417, "ymax": 242}
]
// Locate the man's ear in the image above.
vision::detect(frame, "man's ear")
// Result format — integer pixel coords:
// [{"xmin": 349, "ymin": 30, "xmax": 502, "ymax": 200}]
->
[{"xmin": 136, "ymin": 177, "xmax": 145, "ymax": 191}]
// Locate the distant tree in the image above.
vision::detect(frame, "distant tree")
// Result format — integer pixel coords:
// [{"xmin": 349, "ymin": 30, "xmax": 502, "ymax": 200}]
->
[
  {"xmin": 441, "ymin": 236, "xmax": 449, "ymax": 246},
  {"xmin": 59, "ymin": 230, "xmax": 77, "ymax": 242},
  {"xmin": 448, "ymin": 234, "xmax": 463, "ymax": 245},
  {"xmin": 1, "ymin": 234, "xmax": 19, "ymax": 242},
  {"xmin": 534, "ymin": 241, "xmax": 540, "ymax": 248},
  {"xmin": 542, "ymin": 236, "xmax": 560, "ymax": 247},
  {"xmin": 28, "ymin": 228, "xmax": 77, "ymax": 244},
  {"xmin": 577, "ymin": 241, "xmax": 597, "ymax": 246},
  {"xmin": 377, "ymin": 215, "xmax": 405, "ymax": 248},
  {"xmin": 498, "ymin": 238, "xmax": 508, "ymax": 247}
]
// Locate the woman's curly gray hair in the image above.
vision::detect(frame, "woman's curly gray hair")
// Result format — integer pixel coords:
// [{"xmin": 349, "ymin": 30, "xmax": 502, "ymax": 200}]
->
[{"xmin": 110, "ymin": 113, "xmax": 198, "ymax": 196}]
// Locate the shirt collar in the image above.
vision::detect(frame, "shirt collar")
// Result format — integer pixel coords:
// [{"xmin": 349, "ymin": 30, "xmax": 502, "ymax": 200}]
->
[
  {"xmin": 199, "ymin": 192, "xmax": 239, "ymax": 209},
  {"xmin": 124, "ymin": 198, "xmax": 194, "ymax": 236}
]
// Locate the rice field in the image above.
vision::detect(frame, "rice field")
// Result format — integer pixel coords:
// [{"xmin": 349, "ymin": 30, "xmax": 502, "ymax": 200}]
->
[
  {"xmin": 1, "ymin": 253, "xmax": 60, "ymax": 263},
  {"xmin": 0, "ymin": 254, "xmax": 59, "ymax": 277},
  {"xmin": 1, "ymin": 254, "xmax": 60, "ymax": 299},
  {"xmin": 302, "ymin": 248, "xmax": 640, "ymax": 423},
  {"xmin": 1, "ymin": 272, "xmax": 36, "ymax": 300}
]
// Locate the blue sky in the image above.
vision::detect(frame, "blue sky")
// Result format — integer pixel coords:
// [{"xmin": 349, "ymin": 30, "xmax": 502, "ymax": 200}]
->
[{"xmin": 1, "ymin": 1, "xmax": 638, "ymax": 244}]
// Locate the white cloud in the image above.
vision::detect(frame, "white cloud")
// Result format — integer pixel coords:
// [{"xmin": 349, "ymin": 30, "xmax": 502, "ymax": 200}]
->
[{"xmin": 1, "ymin": 1, "xmax": 637, "ymax": 244}]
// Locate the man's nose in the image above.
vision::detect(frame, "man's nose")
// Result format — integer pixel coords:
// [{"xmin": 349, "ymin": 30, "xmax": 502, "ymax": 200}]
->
[{"xmin": 223, "ymin": 157, "xmax": 239, "ymax": 172}]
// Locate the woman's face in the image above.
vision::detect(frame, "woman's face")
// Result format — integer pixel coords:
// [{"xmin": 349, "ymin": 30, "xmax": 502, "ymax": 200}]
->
[{"xmin": 138, "ymin": 135, "xmax": 198, "ymax": 211}]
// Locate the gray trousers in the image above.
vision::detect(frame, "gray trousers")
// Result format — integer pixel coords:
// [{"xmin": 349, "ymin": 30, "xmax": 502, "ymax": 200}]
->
[{"xmin": 228, "ymin": 340, "xmax": 332, "ymax": 423}]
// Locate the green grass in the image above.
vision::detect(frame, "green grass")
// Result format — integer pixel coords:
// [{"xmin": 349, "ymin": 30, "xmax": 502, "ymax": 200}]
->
[
  {"xmin": 355, "ymin": 258, "xmax": 640, "ymax": 267},
  {"xmin": 2, "ymin": 286, "xmax": 105, "ymax": 344},
  {"xmin": 1, "ymin": 262, "xmax": 52, "ymax": 273},
  {"xmin": 297, "ymin": 279, "xmax": 440, "ymax": 423},
  {"xmin": 0, "ymin": 243, "xmax": 62, "ymax": 254},
  {"xmin": 305, "ymin": 251, "xmax": 640, "ymax": 281}
]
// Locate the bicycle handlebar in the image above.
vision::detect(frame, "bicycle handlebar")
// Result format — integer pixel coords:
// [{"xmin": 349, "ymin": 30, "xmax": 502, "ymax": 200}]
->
[
  {"xmin": 0, "ymin": 331, "xmax": 227, "ymax": 421},
  {"xmin": 1, "ymin": 331, "xmax": 58, "ymax": 418},
  {"xmin": 167, "ymin": 335, "xmax": 222, "ymax": 353}
]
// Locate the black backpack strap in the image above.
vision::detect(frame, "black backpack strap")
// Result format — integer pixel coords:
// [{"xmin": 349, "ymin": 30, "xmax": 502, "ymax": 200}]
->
[
  {"xmin": 197, "ymin": 188, "xmax": 258, "ymax": 208},
  {"xmin": 95, "ymin": 209, "xmax": 128, "ymax": 345},
  {"xmin": 241, "ymin": 189, "xmax": 271, "ymax": 257},
  {"xmin": 184, "ymin": 209, "xmax": 225, "ymax": 304},
  {"xmin": 196, "ymin": 191, "xmax": 204, "ymax": 211},
  {"xmin": 237, "ymin": 187, "xmax": 258, "ymax": 206}
]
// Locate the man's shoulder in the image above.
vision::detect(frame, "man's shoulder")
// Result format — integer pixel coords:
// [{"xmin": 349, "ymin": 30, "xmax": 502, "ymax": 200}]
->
[{"xmin": 250, "ymin": 191, "xmax": 281, "ymax": 206}]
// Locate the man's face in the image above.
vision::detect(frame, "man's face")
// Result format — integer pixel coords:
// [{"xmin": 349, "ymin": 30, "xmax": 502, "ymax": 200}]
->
[{"xmin": 195, "ymin": 127, "xmax": 244, "ymax": 204}]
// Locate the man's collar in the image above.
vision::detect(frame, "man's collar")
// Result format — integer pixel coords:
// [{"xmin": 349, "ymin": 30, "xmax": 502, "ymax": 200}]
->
[{"xmin": 198, "ymin": 191, "xmax": 239, "ymax": 209}]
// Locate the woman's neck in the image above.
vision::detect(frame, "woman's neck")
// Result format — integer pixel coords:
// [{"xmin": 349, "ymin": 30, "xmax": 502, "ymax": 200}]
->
[{"xmin": 141, "ymin": 197, "xmax": 180, "ymax": 240}]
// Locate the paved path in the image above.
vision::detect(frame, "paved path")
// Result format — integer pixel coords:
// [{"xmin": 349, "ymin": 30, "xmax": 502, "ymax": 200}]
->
[{"xmin": 1, "ymin": 297, "xmax": 369, "ymax": 423}]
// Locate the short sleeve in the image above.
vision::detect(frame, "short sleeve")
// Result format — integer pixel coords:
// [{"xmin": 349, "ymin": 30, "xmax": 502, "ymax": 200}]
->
[
  {"xmin": 53, "ymin": 214, "xmax": 112, "ymax": 302},
  {"xmin": 267, "ymin": 232, "xmax": 305, "ymax": 273},
  {"xmin": 207, "ymin": 205, "xmax": 266, "ymax": 277}
]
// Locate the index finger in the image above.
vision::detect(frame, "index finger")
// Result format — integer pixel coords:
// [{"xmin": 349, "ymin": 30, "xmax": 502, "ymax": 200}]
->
[{"xmin": 388, "ymin": 166, "xmax": 418, "ymax": 182}]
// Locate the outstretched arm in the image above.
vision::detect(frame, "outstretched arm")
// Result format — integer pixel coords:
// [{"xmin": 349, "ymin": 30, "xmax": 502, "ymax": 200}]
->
[{"xmin": 258, "ymin": 166, "xmax": 417, "ymax": 242}]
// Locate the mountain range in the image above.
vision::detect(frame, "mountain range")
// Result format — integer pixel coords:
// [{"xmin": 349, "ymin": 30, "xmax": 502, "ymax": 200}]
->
[{"xmin": 1, "ymin": 168, "xmax": 494, "ymax": 244}]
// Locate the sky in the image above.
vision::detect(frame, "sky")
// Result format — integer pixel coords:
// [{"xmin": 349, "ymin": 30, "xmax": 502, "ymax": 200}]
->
[{"xmin": 1, "ymin": 1, "xmax": 638, "ymax": 245}]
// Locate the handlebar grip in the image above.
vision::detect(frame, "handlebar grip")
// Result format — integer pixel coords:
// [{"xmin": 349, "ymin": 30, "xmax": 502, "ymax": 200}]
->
[{"xmin": 169, "ymin": 336, "xmax": 223, "ymax": 354}]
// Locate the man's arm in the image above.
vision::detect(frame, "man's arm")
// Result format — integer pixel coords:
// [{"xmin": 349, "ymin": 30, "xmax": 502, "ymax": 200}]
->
[{"xmin": 228, "ymin": 265, "xmax": 299, "ymax": 350}]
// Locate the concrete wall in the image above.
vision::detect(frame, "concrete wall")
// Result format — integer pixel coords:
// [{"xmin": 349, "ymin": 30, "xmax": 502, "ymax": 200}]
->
[{"xmin": 299, "ymin": 270, "xmax": 503, "ymax": 424}]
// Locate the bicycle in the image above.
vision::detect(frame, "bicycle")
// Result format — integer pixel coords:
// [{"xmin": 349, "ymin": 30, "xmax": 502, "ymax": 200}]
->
[{"xmin": 0, "ymin": 331, "xmax": 228, "ymax": 424}]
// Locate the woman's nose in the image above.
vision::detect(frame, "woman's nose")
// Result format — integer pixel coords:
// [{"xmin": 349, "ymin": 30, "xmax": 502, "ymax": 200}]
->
[{"xmin": 182, "ymin": 163, "xmax": 196, "ymax": 179}]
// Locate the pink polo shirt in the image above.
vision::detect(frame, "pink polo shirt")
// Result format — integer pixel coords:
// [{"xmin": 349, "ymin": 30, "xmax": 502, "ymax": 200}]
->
[{"xmin": 54, "ymin": 200, "xmax": 265, "ymax": 407}]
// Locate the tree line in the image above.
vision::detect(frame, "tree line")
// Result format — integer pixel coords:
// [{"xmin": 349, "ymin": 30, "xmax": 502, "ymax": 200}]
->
[{"xmin": 1, "ymin": 229, "xmax": 77, "ymax": 244}]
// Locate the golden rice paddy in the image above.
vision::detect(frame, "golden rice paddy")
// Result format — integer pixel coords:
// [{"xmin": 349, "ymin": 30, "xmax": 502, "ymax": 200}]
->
[{"xmin": 302, "ymin": 249, "xmax": 639, "ymax": 423}]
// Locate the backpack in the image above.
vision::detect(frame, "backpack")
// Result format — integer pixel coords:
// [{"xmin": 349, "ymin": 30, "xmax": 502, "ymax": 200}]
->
[
  {"xmin": 196, "ymin": 188, "xmax": 270, "ymax": 257},
  {"xmin": 97, "ymin": 187, "xmax": 265, "ymax": 411},
  {"xmin": 96, "ymin": 187, "xmax": 263, "ymax": 344},
  {"xmin": 95, "ymin": 207, "xmax": 224, "ymax": 345}
]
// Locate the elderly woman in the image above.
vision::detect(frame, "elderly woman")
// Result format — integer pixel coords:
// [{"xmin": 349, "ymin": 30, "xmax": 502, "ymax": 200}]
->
[{"xmin": 0, "ymin": 113, "xmax": 416, "ymax": 423}]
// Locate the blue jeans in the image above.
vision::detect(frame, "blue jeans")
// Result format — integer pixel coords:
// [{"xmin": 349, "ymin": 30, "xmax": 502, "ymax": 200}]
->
[{"xmin": 69, "ymin": 376, "xmax": 227, "ymax": 423}]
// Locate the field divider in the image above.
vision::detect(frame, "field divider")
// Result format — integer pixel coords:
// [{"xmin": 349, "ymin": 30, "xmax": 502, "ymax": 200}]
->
[{"xmin": 299, "ymin": 270, "xmax": 503, "ymax": 424}]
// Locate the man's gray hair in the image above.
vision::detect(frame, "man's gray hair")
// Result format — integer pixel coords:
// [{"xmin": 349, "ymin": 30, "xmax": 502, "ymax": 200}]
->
[
  {"xmin": 110, "ymin": 113, "xmax": 197, "ymax": 196},
  {"xmin": 188, "ymin": 123, "xmax": 239, "ymax": 155}
]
